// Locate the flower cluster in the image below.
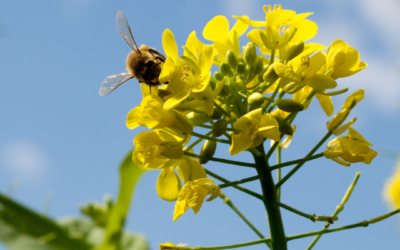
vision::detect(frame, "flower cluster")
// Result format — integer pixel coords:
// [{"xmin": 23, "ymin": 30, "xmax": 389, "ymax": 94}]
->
[{"xmin": 125, "ymin": 4, "xmax": 376, "ymax": 222}]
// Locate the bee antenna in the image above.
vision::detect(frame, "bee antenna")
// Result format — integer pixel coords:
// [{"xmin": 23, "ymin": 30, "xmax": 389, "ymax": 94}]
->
[{"xmin": 149, "ymin": 84, "xmax": 151, "ymax": 94}]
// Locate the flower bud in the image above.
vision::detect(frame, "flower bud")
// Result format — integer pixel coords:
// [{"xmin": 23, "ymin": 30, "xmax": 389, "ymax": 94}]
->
[
  {"xmin": 273, "ymin": 115, "xmax": 294, "ymax": 135},
  {"xmin": 263, "ymin": 64, "xmax": 279, "ymax": 83},
  {"xmin": 327, "ymin": 107, "xmax": 351, "ymax": 131},
  {"xmin": 219, "ymin": 82, "xmax": 231, "ymax": 97},
  {"xmin": 212, "ymin": 119, "xmax": 229, "ymax": 137},
  {"xmin": 277, "ymin": 99, "xmax": 304, "ymax": 112},
  {"xmin": 186, "ymin": 111, "xmax": 209, "ymax": 124},
  {"xmin": 284, "ymin": 41, "xmax": 304, "ymax": 62},
  {"xmin": 244, "ymin": 42, "xmax": 257, "ymax": 65},
  {"xmin": 248, "ymin": 93, "xmax": 265, "ymax": 109},
  {"xmin": 282, "ymin": 81, "xmax": 304, "ymax": 94},
  {"xmin": 254, "ymin": 56, "xmax": 264, "ymax": 75},
  {"xmin": 200, "ymin": 140, "xmax": 217, "ymax": 164},
  {"xmin": 209, "ymin": 108, "xmax": 223, "ymax": 119},
  {"xmin": 237, "ymin": 62, "xmax": 246, "ymax": 75},
  {"xmin": 226, "ymin": 50, "xmax": 239, "ymax": 71},
  {"xmin": 214, "ymin": 71, "xmax": 224, "ymax": 81},
  {"xmin": 220, "ymin": 62, "xmax": 233, "ymax": 76}
]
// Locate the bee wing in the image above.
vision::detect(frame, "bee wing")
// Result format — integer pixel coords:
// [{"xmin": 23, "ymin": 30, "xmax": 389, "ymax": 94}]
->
[
  {"xmin": 99, "ymin": 73, "xmax": 134, "ymax": 96},
  {"xmin": 116, "ymin": 11, "xmax": 139, "ymax": 52}
]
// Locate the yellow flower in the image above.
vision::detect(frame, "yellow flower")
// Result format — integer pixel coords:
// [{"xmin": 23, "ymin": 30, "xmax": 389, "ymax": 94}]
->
[
  {"xmin": 159, "ymin": 242, "xmax": 188, "ymax": 250},
  {"xmin": 274, "ymin": 51, "xmax": 337, "ymax": 93},
  {"xmin": 229, "ymin": 108, "xmax": 281, "ymax": 155},
  {"xmin": 384, "ymin": 158, "xmax": 400, "ymax": 209},
  {"xmin": 173, "ymin": 178, "xmax": 220, "ymax": 221},
  {"xmin": 326, "ymin": 39, "xmax": 367, "ymax": 79},
  {"xmin": 133, "ymin": 130, "xmax": 207, "ymax": 201},
  {"xmin": 235, "ymin": 5, "xmax": 319, "ymax": 56},
  {"xmin": 126, "ymin": 95, "xmax": 193, "ymax": 135},
  {"xmin": 324, "ymin": 128, "xmax": 377, "ymax": 166},
  {"xmin": 203, "ymin": 15, "xmax": 248, "ymax": 63}
]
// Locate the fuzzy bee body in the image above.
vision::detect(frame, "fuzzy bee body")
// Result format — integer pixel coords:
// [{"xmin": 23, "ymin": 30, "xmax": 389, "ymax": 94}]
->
[{"xmin": 99, "ymin": 11, "xmax": 166, "ymax": 96}]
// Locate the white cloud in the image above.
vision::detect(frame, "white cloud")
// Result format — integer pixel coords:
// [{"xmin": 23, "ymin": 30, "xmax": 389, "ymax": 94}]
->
[{"xmin": 1, "ymin": 141, "xmax": 48, "ymax": 181}]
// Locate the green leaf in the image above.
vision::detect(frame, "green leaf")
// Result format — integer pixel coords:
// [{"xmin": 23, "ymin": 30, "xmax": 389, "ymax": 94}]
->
[
  {"xmin": 0, "ymin": 193, "xmax": 92, "ymax": 250},
  {"xmin": 97, "ymin": 150, "xmax": 147, "ymax": 250}
]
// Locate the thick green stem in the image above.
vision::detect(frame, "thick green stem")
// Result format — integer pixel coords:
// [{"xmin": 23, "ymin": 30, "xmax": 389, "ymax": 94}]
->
[
  {"xmin": 252, "ymin": 144, "xmax": 287, "ymax": 250},
  {"xmin": 276, "ymin": 147, "xmax": 282, "ymax": 201}
]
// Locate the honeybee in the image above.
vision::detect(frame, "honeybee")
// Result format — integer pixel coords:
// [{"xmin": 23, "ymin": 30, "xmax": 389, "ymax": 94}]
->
[{"xmin": 99, "ymin": 11, "xmax": 166, "ymax": 96}]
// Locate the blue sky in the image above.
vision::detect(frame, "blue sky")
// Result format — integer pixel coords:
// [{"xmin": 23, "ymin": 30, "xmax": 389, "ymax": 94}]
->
[{"xmin": 1, "ymin": 0, "xmax": 400, "ymax": 249}]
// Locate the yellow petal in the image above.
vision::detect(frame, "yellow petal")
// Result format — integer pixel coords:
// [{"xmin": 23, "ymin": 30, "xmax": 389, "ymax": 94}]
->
[
  {"xmin": 173, "ymin": 182, "xmax": 192, "ymax": 221},
  {"xmin": 284, "ymin": 12, "xmax": 313, "ymax": 25},
  {"xmin": 176, "ymin": 157, "xmax": 207, "ymax": 183},
  {"xmin": 203, "ymin": 16, "xmax": 229, "ymax": 41},
  {"xmin": 247, "ymin": 29, "xmax": 266, "ymax": 48},
  {"xmin": 198, "ymin": 45, "xmax": 214, "ymax": 77},
  {"xmin": 281, "ymin": 124, "xmax": 296, "ymax": 149},
  {"xmin": 188, "ymin": 185, "xmax": 209, "ymax": 214},
  {"xmin": 229, "ymin": 17, "xmax": 249, "ymax": 39},
  {"xmin": 126, "ymin": 106, "xmax": 143, "ymax": 129},
  {"xmin": 157, "ymin": 167, "xmax": 182, "ymax": 201},
  {"xmin": 303, "ymin": 52, "xmax": 326, "ymax": 79},
  {"xmin": 159, "ymin": 57, "xmax": 176, "ymax": 84},
  {"xmin": 229, "ymin": 132, "xmax": 253, "ymax": 155},
  {"xmin": 164, "ymin": 87, "xmax": 191, "ymax": 110},
  {"xmin": 303, "ymin": 74, "xmax": 337, "ymax": 90},
  {"xmin": 384, "ymin": 159, "xmax": 400, "ymax": 209},
  {"xmin": 342, "ymin": 89, "xmax": 364, "ymax": 109},
  {"xmin": 132, "ymin": 149, "xmax": 167, "ymax": 170},
  {"xmin": 273, "ymin": 62, "xmax": 302, "ymax": 83},
  {"xmin": 234, "ymin": 108, "xmax": 262, "ymax": 131},
  {"xmin": 290, "ymin": 19, "xmax": 318, "ymax": 44},
  {"xmin": 232, "ymin": 15, "xmax": 266, "ymax": 27},
  {"xmin": 185, "ymin": 31, "xmax": 204, "ymax": 56},
  {"xmin": 162, "ymin": 29, "xmax": 179, "ymax": 63},
  {"xmin": 266, "ymin": 9, "xmax": 296, "ymax": 26},
  {"xmin": 348, "ymin": 128, "xmax": 372, "ymax": 146},
  {"xmin": 315, "ymin": 93, "xmax": 334, "ymax": 116}
]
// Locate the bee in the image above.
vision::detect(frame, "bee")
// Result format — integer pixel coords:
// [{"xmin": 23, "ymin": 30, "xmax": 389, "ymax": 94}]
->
[{"xmin": 99, "ymin": 11, "xmax": 166, "ymax": 96}]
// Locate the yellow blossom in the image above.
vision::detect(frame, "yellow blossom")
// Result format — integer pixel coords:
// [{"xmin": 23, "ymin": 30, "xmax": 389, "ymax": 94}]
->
[
  {"xmin": 203, "ymin": 15, "xmax": 248, "ymax": 63},
  {"xmin": 324, "ymin": 128, "xmax": 377, "ymax": 166},
  {"xmin": 230, "ymin": 108, "xmax": 281, "ymax": 155},
  {"xmin": 384, "ymin": 158, "xmax": 400, "ymax": 209},
  {"xmin": 326, "ymin": 39, "xmax": 367, "ymax": 79},
  {"xmin": 173, "ymin": 178, "xmax": 220, "ymax": 221}
]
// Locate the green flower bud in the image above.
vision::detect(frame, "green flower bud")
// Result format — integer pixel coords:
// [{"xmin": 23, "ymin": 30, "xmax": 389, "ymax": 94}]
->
[
  {"xmin": 214, "ymin": 71, "xmax": 224, "ymax": 81},
  {"xmin": 248, "ymin": 93, "xmax": 265, "ymax": 107},
  {"xmin": 244, "ymin": 42, "xmax": 257, "ymax": 65},
  {"xmin": 200, "ymin": 140, "xmax": 217, "ymax": 164},
  {"xmin": 277, "ymin": 99, "xmax": 304, "ymax": 112},
  {"xmin": 209, "ymin": 108, "xmax": 223, "ymax": 119},
  {"xmin": 273, "ymin": 115, "xmax": 294, "ymax": 136},
  {"xmin": 237, "ymin": 62, "xmax": 246, "ymax": 75},
  {"xmin": 220, "ymin": 62, "xmax": 232, "ymax": 76},
  {"xmin": 226, "ymin": 50, "xmax": 239, "ymax": 71},
  {"xmin": 327, "ymin": 108, "xmax": 351, "ymax": 131},
  {"xmin": 186, "ymin": 111, "xmax": 209, "ymax": 124},
  {"xmin": 263, "ymin": 64, "xmax": 279, "ymax": 83},
  {"xmin": 219, "ymin": 82, "xmax": 231, "ymax": 97},
  {"xmin": 253, "ymin": 56, "xmax": 264, "ymax": 75},
  {"xmin": 284, "ymin": 41, "xmax": 304, "ymax": 62},
  {"xmin": 212, "ymin": 119, "xmax": 229, "ymax": 137},
  {"xmin": 282, "ymin": 82, "xmax": 304, "ymax": 94}
]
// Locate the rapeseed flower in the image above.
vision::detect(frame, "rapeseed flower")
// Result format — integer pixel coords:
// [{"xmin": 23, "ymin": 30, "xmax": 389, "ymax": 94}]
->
[{"xmin": 384, "ymin": 158, "xmax": 400, "ymax": 209}]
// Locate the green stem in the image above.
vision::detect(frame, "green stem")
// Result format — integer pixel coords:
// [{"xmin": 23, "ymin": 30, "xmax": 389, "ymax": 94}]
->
[
  {"xmin": 267, "ymin": 91, "xmax": 286, "ymax": 113},
  {"xmin": 205, "ymin": 169, "xmax": 263, "ymax": 200},
  {"xmin": 276, "ymin": 147, "xmax": 282, "ymax": 201},
  {"xmin": 263, "ymin": 84, "xmax": 280, "ymax": 112},
  {"xmin": 276, "ymin": 201, "xmax": 316, "ymax": 222},
  {"xmin": 186, "ymin": 131, "xmax": 212, "ymax": 151},
  {"xmin": 184, "ymin": 151, "xmax": 256, "ymax": 168},
  {"xmin": 252, "ymin": 144, "xmax": 287, "ymax": 250},
  {"xmin": 163, "ymin": 238, "xmax": 271, "ymax": 250},
  {"xmin": 269, "ymin": 153, "xmax": 324, "ymax": 171},
  {"xmin": 219, "ymin": 192, "xmax": 270, "ymax": 248},
  {"xmin": 213, "ymin": 100, "xmax": 233, "ymax": 119},
  {"xmin": 306, "ymin": 172, "xmax": 361, "ymax": 250},
  {"xmin": 191, "ymin": 132, "xmax": 231, "ymax": 144},
  {"xmin": 219, "ymin": 175, "xmax": 261, "ymax": 189},
  {"xmin": 276, "ymin": 131, "xmax": 332, "ymax": 188},
  {"xmin": 270, "ymin": 49, "xmax": 276, "ymax": 65}
]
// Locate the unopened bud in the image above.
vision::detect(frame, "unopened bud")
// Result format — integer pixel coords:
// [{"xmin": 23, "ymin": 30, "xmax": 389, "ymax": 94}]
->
[
  {"xmin": 226, "ymin": 50, "xmax": 239, "ymax": 71},
  {"xmin": 212, "ymin": 119, "xmax": 229, "ymax": 137},
  {"xmin": 209, "ymin": 108, "xmax": 223, "ymax": 119},
  {"xmin": 244, "ymin": 42, "xmax": 257, "ymax": 65},
  {"xmin": 282, "ymin": 81, "xmax": 304, "ymax": 94},
  {"xmin": 248, "ymin": 93, "xmax": 265, "ymax": 108},
  {"xmin": 219, "ymin": 82, "xmax": 231, "ymax": 97},
  {"xmin": 253, "ymin": 56, "xmax": 264, "ymax": 75},
  {"xmin": 277, "ymin": 99, "xmax": 304, "ymax": 112},
  {"xmin": 186, "ymin": 111, "xmax": 209, "ymax": 124},
  {"xmin": 273, "ymin": 115, "xmax": 294, "ymax": 135},
  {"xmin": 200, "ymin": 140, "xmax": 217, "ymax": 164},
  {"xmin": 214, "ymin": 71, "xmax": 224, "ymax": 81},
  {"xmin": 327, "ymin": 108, "xmax": 351, "ymax": 131},
  {"xmin": 237, "ymin": 62, "xmax": 246, "ymax": 75},
  {"xmin": 263, "ymin": 65, "xmax": 279, "ymax": 83},
  {"xmin": 284, "ymin": 41, "xmax": 304, "ymax": 62},
  {"xmin": 220, "ymin": 62, "xmax": 232, "ymax": 76}
]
